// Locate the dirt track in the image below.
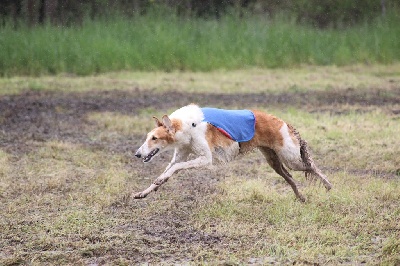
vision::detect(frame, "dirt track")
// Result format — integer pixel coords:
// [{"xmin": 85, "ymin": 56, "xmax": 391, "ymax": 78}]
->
[{"xmin": 1, "ymin": 87, "xmax": 398, "ymax": 155}]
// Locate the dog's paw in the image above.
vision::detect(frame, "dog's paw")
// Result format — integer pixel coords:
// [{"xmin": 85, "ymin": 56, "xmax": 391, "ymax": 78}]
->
[
  {"xmin": 132, "ymin": 191, "xmax": 147, "ymax": 199},
  {"xmin": 298, "ymin": 195, "xmax": 306, "ymax": 203}
]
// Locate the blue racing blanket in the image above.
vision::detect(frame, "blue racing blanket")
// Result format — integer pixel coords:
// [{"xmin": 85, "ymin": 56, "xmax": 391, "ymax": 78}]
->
[{"xmin": 201, "ymin": 107, "xmax": 255, "ymax": 142}]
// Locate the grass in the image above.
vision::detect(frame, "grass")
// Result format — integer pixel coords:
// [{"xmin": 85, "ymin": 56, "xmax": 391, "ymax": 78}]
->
[
  {"xmin": 195, "ymin": 174, "xmax": 400, "ymax": 261},
  {"xmin": 193, "ymin": 109, "xmax": 400, "ymax": 263},
  {"xmin": 1, "ymin": 63, "xmax": 400, "ymax": 95},
  {"xmin": 0, "ymin": 65, "xmax": 400, "ymax": 264},
  {"xmin": 0, "ymin": 13, "xmax": 400, "ymax": 76}
]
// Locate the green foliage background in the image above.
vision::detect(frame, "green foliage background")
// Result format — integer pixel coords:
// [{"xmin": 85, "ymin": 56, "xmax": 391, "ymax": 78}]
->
[{"xmin": 0, "ymin": 1, "xmax": 399, "ymax": 76}]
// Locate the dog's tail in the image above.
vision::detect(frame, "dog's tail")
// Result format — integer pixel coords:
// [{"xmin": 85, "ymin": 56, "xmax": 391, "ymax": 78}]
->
[
  {"xmin": 288, "ymin": 123, "xmax": 332, "ymax": 189},
  {"xmin": 300, "ymin": 138, "xmax": 313, "ymax": 169},
  {"xmin": 300, "ymin": 138, "xmax": 319, "ymax": 181}
]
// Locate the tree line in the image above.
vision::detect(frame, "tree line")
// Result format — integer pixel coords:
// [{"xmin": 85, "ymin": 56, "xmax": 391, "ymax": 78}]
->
[{"xmin": 1, "ymin": 0, "xmax": 398, "ymax": 28}]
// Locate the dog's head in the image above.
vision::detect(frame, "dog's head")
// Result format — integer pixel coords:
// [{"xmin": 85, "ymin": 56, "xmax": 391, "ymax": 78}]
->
[{"xmin": 135, "ymin": 115, "xmax": 178, "ymax": 163}]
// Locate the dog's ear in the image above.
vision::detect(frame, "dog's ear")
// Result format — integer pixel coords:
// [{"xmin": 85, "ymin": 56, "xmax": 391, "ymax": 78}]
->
[
  {"xmin": 153, "ymin": 116, "xmax": 163, "ymax": 127},
  {"xmin": 162, "ymin": 115, "xmax": 175, "ymax": 133}
]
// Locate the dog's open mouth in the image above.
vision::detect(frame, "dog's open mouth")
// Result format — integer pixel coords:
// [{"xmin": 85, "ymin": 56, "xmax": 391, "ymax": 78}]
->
[{"xmin": 143, "ymin": 148, "xmax": 159, "ymax": 163}]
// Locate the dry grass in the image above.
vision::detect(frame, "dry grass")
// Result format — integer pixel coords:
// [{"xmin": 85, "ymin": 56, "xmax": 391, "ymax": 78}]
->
[
  {"xmin": 0, "ymin": 65, "xmax": 399, "ymax": 265},
  {"xmin": 1, "ymin": 64, "xmax": 400, "ymax": 95}
]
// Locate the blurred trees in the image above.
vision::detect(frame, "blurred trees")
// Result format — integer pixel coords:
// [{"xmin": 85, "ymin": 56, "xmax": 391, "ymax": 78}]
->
[{"xmin": 1, "ymin": 0, "xmax": 398, "ymax": 27}]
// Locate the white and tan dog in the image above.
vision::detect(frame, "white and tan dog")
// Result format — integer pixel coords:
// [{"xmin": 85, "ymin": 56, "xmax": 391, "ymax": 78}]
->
[{"xmin": 133, "ymin": 104, "xmax": 332, "ymax": 201}]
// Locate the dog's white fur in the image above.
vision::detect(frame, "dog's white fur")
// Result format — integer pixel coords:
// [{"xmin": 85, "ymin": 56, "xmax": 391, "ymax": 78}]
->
[{"xmin": 134, "ymin": 104, "xmax": 332, "ymax": 201}]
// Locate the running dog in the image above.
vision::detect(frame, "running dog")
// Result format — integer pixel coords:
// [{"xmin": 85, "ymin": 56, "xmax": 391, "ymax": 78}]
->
[{"xmin": 133, "ymin": 104, "xmax": 332, "ymax": 201}]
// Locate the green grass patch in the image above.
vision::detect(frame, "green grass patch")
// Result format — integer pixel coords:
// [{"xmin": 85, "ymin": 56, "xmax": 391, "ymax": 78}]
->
[{"xmin": 0, "ymin": 13, "xmax": 399, "ymax": 76}]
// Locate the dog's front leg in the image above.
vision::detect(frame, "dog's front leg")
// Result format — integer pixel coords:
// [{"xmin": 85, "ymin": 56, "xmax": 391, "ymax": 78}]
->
[
  {"xmin": 163, "ymin": 148, "xmax": 190, "ymax": 174},
  {"xmin": 132, "ymin": 155, "xmax": 211, "ymax": 199},
  {"xmin": 155, "ymin": 155, "xmax": 211, "ymax": 185},
  {"xmin": 132, "ymin": 183, "xmax": 160, "ymax": 199}
]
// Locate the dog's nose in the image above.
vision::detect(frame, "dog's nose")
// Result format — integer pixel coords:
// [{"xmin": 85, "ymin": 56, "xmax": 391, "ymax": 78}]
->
[{"xmin": 135, "ymin": 152, "xmax": 141, "ymax": 158}]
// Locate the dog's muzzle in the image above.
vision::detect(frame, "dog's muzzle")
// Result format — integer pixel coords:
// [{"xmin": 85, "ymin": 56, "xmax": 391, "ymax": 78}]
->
[{"xmin": 142, "ymin": 148, "xmax": 159, "ymax": 163}]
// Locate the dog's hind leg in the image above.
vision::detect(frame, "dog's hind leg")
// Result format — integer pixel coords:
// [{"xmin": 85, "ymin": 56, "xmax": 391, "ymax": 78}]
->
[{"xmin": 260, "ymin": 147, "xmax": 306, "ymax": 202}]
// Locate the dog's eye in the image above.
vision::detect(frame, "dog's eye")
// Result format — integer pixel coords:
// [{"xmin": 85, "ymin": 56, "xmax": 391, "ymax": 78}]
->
[{"xmin": 152, "ymin": 136, "xmax": 157, "ymax": 141}]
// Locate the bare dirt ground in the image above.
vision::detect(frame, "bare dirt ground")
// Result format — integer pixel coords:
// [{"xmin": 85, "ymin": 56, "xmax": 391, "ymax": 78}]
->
[
  {"xmin": 0, "ymin": 71, "xmax": 399, "ymax": 265},
  {"xmin": 1, "ymin": 86, "xmax": 398, "ymax": 154}
]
